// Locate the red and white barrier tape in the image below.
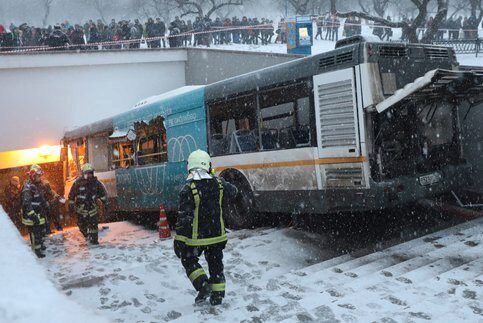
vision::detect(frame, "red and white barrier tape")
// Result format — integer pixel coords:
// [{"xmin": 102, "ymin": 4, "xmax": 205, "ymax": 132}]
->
[{"xmin": 0, "ymin": 23, "xmax": 275, "ymax": 53}]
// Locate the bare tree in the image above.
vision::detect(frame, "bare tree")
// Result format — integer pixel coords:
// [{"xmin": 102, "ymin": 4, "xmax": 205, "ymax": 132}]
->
[
  {"xmin": 469, "ymin": 0, "xmax": 483, "ymax": 25},
  {"xmin": 358, "ymin": 0, "xmax": 392, "ymax": 17},
  {"xmin": 447, "ymin": 0, "xmax": 467, "ymax": 19},
  {"xmin": 41, "ymin": 0, "xmax": 55, "ymax": 27},
  {"xmin": 90, "ymin": 0, "xmax": 117, "ymax": 23},
  {"xmin": 134, "ymin": 0, "xmax": 178, "ymax": 22},
  {"xmin": 282, "ymin": 0, "xmax": 312, "ymax": 15},
  {"xmin": 175, "ymin": 0, "xmax": 244, "ymax": 18},
  {"xmin": 336, "ymin": 0, "xmax": 448, "ymax": 43}
]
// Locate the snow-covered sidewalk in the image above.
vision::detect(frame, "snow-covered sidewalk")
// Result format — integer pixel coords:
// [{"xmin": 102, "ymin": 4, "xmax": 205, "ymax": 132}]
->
[
  {"xmin": 0, "ymin": 207, "xmax": 108, "ymax": 323},
  {"xmin": 32, "ymin": 215, "xmax": 483, "ymax": 322}
]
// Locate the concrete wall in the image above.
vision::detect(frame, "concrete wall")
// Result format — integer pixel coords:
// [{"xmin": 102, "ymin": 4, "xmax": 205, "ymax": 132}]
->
[
  {"xmin": 0, "ymin": 50, "xmax": 187, "ymax": 151},
  {"xmin": 185, "ymin": 48, "xmax": 301, "ymax": 85},
  {"xmin": 0, "ymin": 48, "xmax": 300, "ymax": 153}
]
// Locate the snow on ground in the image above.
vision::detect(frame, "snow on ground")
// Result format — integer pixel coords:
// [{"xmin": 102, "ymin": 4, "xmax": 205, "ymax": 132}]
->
[
  {"xmin": 39, "ymin": 223, "xmax": 331, "ymax": 322},
  {"xmin": 30, "ymin": 215, "xmax": 483, "ymax": 323},
  {"xmin": 0, "ymin": 206, "xmax": 108, "ymax": 323},
  {"xmin": 209, "ymin": 37, "xmax": 483, "ymax": 67}
]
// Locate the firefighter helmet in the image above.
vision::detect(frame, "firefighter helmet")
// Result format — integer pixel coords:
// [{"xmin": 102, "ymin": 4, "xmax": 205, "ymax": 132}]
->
[
  {"xmin": 29, "ymin": 164, "xmax": 43, "ymax": 176},
  {"xmin": 81, "ymin": 163, "xmax": 95, "ymax": 173},
  {"xmin": 187, "ymin": 150, "xmax": 211, "ymax": 172}
]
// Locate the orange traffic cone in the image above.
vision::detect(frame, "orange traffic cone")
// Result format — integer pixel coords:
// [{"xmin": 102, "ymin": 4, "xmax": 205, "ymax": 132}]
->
[{"xmin": 159, "ymin": 204, "xmax": 171, "ymax": 239}]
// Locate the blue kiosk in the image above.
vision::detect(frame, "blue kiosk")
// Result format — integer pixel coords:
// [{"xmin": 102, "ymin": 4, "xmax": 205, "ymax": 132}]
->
[{"xmin": 287, "ymin": 16, "xmax": 313, "ymax": 56}]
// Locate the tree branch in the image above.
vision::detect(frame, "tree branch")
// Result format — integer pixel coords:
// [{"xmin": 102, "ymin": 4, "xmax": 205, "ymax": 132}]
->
[
  {"xmin": 358, "ymin": 0, "xmax": 369, "ymax": 14},
  {"xmin": 206, "ymin": 1, "xmax": 243, "ymax": 18},
  {"xmin": 337, "ymin": 10, "xmax": 406, "ymax": 28}
]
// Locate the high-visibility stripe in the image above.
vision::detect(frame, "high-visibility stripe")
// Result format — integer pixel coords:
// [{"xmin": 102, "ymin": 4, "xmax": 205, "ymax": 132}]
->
[
  {"xmin": 22, "ymin": 218, "xmax": 34, "ymax": 226},
  {"xmin": 187, "ymin": 235, "xmax": 228, "ymax": 246},
  {"xmin": 216, "ymin": 156, "xmax": 366, "ymax": 172},
  {"xmin": 174, "ymin": 234, "xmax": 228, "ymax": 246},
  {"xmin": 217, "ymin": 178, "xmax": 225, "ymax": 236},
  {"xmin": 174, "ymin": 235, "xmax": 188, "ymax": 242},
  {"xmin": 211, "ymin": 283, "xmax": 226, "ymax": 292},
  {"xmin": 22, "ymin": 217, "xmax": 45, "ymax": 226},
  {"xmin": 189, "ymin": 268, "xmax": 206, "ymax": 282},
  {"xmin": 27, "ymin": 210, "xmax": 35, "ymax": 216},
  {"xmin": 191, "ymin": 182, "xmax": 200, "ymax": 240}
]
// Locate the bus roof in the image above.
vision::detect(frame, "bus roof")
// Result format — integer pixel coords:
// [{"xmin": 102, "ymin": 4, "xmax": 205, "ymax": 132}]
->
[
  {"xmin": 205, "ymin": 43, "xmax": 362, "ymax": 102},
  {"xmin": 205, "ymin": 41, "xmax": 455, "ymax": 102},
  {"xmin": 63, "ymin": 85, "xmax": 205, "ymax": 141}
]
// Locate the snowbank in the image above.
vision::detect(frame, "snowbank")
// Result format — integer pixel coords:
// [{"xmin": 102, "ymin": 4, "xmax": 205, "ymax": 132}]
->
[{"xmin": 0, "ymin": 206, "xmax": 109, "ymax": 323}]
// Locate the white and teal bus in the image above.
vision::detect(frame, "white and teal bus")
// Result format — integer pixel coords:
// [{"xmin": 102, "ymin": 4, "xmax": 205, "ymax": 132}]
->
[{"xmin": 61, "ymin": 36, "xmax": 483, "ymax": 228}]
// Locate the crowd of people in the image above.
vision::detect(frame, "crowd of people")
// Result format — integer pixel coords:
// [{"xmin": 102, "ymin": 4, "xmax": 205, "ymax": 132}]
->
[
  {"xmin": 0, "ymin": 16, "xmax": 280, "ymax": 51},
  {"xmin": 1, "ymin": 13, "xmax": 482, "ymax": 52}
]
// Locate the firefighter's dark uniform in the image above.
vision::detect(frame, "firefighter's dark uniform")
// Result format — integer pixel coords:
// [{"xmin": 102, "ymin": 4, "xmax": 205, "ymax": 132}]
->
[
  {"xmin": 39, "ymin": 179, "xmax": 63, "ymax": 232},
  {"xmin": 174, "ymin": 176, "xmax": 238, "ymax": 304},
  {"xmin": 21, "ymin": 179, "xmax": 48, "ymax": 256},
  {"xmin": 68, "ymin": 176, "xmax": 107, "ymax": 243}
]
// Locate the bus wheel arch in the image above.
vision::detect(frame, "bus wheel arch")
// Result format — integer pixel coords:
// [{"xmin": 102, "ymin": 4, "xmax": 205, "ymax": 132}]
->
[{"xmin": 219, "ymin": 168, "xmax": 256, "ymax": 230}]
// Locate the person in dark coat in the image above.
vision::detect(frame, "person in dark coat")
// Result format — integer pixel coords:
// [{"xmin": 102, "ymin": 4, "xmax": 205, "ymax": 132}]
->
[
  {"xmin": 47, "ymin": 25, "xmax": 70, "ymax": 49},
  {"xmin": 39, "ymin": 177, "xmax": 63, "ymax": 233},
  {"xmin": 4, "ymin": 176, "xmax": 22, "ymax": 227},
  {"xmin": 174, "ymin": 150, "xmax": 238, "ymax": 306},
  {"xmin": 145, "ymin": 18, "xmax": 158, "ymax": 48},
  {"xmin": 70, "ymin": 25, "xmax": 85, "ymax": 49},
  {"xmin": 154, "ymin": 18, "xmax": 166, "ymax": 48}
]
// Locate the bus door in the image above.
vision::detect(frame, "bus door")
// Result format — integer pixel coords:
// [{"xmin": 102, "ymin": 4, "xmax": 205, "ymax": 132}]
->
[{"xmin": 313, "ymin": 67, "xmax": 367, "ymax": 189}]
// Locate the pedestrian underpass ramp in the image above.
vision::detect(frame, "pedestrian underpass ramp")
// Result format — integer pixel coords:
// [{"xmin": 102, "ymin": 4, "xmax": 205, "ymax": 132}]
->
[{"xmin": 0, "ymin": 206, "xmax": 108, "ymax": 323}]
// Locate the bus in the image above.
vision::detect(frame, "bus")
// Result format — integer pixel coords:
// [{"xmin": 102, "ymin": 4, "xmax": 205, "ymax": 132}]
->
[{"xmin": 61, "ymin": 36, "xmax": 483, "ymax": 228}]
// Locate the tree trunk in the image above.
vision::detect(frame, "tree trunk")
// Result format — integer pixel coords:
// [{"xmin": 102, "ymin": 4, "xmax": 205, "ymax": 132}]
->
[
  {"xmin": 42, "ymin": 0, "xmax": 51, "ymax": 27},
  {"xmin": 330, "ymin": 0, "xmax": 337, "ymax": 13}
]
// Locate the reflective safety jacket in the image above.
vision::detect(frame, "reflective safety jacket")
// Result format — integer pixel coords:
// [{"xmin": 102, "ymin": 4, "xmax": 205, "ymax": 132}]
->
[
  {"xmin": 21, "ymin": 180, "xmax": 48, "ymax": 226},
  {"xmin": 175, "ymin": 176, "xmax": 238, "ymax": 247},
  {"xmin": 68, "ymin": 176, "xmax": 107, "ymax": 217}
]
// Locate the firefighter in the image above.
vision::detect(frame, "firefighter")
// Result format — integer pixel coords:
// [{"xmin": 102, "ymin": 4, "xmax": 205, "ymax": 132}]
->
[
  {"xmin": 21, "ymin": 165, "xmax": 49, "ymax": 258},
  {"xmin": 174, "ymin": 150, "xmax": 238, "ymax": 305},
  {"xmin": 68, "ymin": 163, "xmax": 108, "ymax": 245},
  {"xmin": 39, "ymin": 173, "xmax": 64, "ymax": 233}
]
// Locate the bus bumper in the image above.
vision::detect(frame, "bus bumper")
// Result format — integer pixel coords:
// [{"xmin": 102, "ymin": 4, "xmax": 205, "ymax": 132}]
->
[{"xmin": 254, "ymin": 164, "xmax": 472, "ymax": 214}]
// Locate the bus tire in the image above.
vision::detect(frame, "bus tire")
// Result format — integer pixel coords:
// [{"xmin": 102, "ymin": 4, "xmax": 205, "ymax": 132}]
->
[{"xmin": 221, "ymin": 171, "xmax": 255, "ymax": 230}]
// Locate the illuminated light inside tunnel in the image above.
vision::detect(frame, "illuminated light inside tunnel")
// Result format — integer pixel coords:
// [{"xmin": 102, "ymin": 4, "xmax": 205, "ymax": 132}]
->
[{"xmin": 0, "ymin": 145, "xmax": 61, "ymax": 170}]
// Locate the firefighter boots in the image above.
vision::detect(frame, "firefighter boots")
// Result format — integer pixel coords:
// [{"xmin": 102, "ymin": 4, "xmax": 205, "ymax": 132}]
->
[{"xmin": 195, "ymin": 282, "xmax": 211, "ymax": 304}]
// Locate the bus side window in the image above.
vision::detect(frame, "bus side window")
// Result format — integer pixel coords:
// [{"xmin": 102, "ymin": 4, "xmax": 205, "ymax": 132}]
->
[
  {"xmin": 111, "ymin": 141, "xmax": 134, "ymax": 169},
  {"xmin": 259, "ymin": 80, "xmax": 312, "ymax": 150},
  {"xmin": 208, "ymin": 93, "xmax": 258, "ymax": 156},
  {"xmin": 134, "ymin": 116, "xmax": 168, "ymax": 166}
]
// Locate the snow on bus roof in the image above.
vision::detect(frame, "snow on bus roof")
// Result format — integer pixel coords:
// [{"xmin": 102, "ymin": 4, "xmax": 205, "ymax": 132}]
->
[{"xmin": 132, "ymin": 85, "xmax": 204, "ymax": 109}]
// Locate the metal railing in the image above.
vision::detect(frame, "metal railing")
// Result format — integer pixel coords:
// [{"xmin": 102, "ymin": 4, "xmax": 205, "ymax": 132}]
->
[{"xmin": 432, "ymin": 38, "xmax": 481, "ymax": 56}]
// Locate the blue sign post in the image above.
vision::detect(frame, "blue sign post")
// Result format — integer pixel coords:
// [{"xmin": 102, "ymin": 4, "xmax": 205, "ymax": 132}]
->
[{"xmin": 287, "ymin": 16, "xmax": 313, "ymax": 56}]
